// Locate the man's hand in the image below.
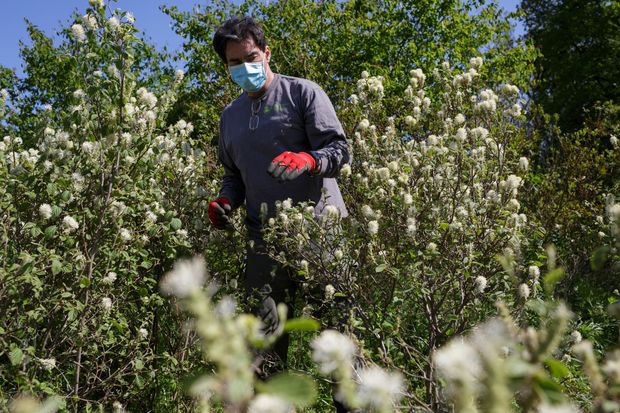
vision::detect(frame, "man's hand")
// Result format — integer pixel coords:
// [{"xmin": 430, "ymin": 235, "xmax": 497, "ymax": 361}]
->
[
  {"xmin": 267, "ymin": 151, "xmax": 317, "ymax": 181},
  {"xmin": 208, "ymin": 197, "xmax": 232, "ymax": 229}
]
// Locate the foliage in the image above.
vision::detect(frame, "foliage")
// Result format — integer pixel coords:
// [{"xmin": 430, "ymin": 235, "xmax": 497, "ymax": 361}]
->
[
  {"xmin": 163, "ymin": 0, "xmax": 536, "ymax": 142},
  {"xmin": 520, "ymin": 0, "xmax": 620, "ymax": 132},
  {"xmin": 2, "ymin": 0, "xmax": 619, "ymax": 412},
  {"xmin": 260, "ymin": 61, "xmax": 536, "ymax": 409},
  {"xmin": 0, "ymin": 2, "xmax": 224, "ymax": 410}
]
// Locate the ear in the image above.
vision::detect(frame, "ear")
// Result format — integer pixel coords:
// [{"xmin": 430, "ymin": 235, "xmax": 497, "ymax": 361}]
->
[{"xmin": 265, "ymin": 45, "xmax": 271, "ymax": 63}]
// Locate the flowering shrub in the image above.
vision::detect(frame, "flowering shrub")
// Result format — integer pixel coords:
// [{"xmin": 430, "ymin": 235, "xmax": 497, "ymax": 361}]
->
[
  {"xmin": 262, "ymin": 59, "xmax": 534, "ymax": 408},
  {"xmin": 0, "ymin": 2, "xmax": 227, "ymax": 410},
  {"xmin": 1, "ymin": 1, "xmax": 618, "ymax": 412}
]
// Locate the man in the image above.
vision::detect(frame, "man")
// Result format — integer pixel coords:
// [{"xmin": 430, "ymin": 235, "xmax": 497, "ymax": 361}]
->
[{"xmin": 208, "ymin": 15, "xmax": 350, "ymax": 381}]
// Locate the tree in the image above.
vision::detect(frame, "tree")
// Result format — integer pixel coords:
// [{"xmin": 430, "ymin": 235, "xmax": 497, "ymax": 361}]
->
[{"xmin": 521, "ymin": 0, "xmax": 620, "ymax": 132}]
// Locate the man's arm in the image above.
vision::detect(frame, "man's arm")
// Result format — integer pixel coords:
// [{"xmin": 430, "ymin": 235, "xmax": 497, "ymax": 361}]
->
[{"xmin": 303, "ymin": 83, "xmax": 350, "ymax": 178}]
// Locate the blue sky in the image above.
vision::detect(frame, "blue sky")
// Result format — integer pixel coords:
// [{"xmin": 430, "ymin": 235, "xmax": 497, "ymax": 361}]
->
[{"xmin": 1, "ymin": 0, "xmax": 523, "ymax": 76}]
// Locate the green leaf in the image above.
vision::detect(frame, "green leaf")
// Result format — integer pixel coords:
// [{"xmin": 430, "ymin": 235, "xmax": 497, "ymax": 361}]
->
[
  {"xmin": 51, "ymin": 259, "xmax": 62, "ymax": 275},
  {"xmin": 375, "ymin": 264, "xmax": 387, "ymax": 273},
  {"xmin": 51, "ymin": 206, "xmax": 62, "ymax": 217},
  {"xmin": 544, "ymin": 268, "xmax": 565, "ymax": 295},
  {"xmin": 30, "ymin": 225, "xmax": 43, "ymax": 237},
  {"xmin": 170, "ymin": 218, "xmax": 182, "ymax": 230},
  {"xmin": 44, "ymin": 225, "xmax": 57, "ymax": 239},
  {"xmin": 79, "ymin": 277, "xmax": 91, "ymax": 288},
  {"xmin": 283, "ymin": 317, "xmax": 320, "ymax": 332},
  {"xmin": 544, "ymin": 358, "xmax": 569, "ymax": 379},
  {"xmin": 255, "ymin": 373, "xmax": 317, "ymax": 407},
  {"xmin": 9, "ymin": 346, "xmax": 23, "ymax": 366},
  {"xmin": 590, "ymin": 246, "xmax": 610, "ymax": 271}
]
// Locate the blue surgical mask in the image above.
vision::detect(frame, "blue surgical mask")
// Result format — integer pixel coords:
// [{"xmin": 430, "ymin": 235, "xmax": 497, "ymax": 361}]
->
[{"xmin": 229, "ymin": 59, "xmax": 267, "ymax": 93}]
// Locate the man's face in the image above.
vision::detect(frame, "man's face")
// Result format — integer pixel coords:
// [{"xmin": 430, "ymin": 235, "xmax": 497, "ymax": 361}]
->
[{"xmin": 225, "ymin": 37, "xmax": 270, "ymax": 67}]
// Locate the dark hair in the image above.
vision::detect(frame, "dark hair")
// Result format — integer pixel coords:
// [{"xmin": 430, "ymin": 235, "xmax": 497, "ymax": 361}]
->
[{"xmin": 212, "ymin": 16, "xmax": 267, "ymax": 63}]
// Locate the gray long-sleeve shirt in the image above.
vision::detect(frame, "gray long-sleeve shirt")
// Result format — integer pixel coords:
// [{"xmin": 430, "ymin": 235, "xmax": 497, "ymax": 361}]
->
[{"xmin": 218, "ymin": 74, "xmax": 349, "ymax": 239}]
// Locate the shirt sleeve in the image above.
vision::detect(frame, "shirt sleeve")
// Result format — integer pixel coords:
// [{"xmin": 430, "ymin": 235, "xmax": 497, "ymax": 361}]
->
[
  {"xmin": 302, "ymin": 83, "xmax": 351, "ymax": 178},
  {"xmin": 218, "ymin": 117, "xmax": 246, "ymax": 209}
]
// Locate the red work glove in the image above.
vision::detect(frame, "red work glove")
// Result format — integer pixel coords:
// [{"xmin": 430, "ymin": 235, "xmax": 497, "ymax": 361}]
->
[
  {"xmin": 208, "ymin": 197, "xmax": 232, "ymax": 229},
  {"xmin": 267, "ymin": 151, "xmax": 317, "ymax": 181}
]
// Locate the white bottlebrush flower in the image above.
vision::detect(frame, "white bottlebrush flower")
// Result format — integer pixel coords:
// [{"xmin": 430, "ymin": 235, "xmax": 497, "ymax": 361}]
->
[
  {"xmin": 108, "ymin": 16, "xmax": 121, "ymax": 31},
  {"xmin": 281, "ymin": 198, "xmax": 292, "ymax": 209},
  {"xmin": 39, "ymin": 357, "xmax": 56, "ymax": 371},
  {"xmin": 571, "ymin": 330, "xmax": 582, "ymax": 344},
  {"xmin": 334, "ymin": 249, "xmax": 344, "ymax": 260},
  {"xmin": 323, "ymin": 204, "xmax": 340, "ymax": 219},
  {"xmin": 519, "ymin": 156, "xmax": 529, "ymax": 172},
  {"xmin": 340, "ymin": 163, "xmax": 351, "ymax": 177},
  {"xmin": 433, "ymin": 338, "xmax": 481, "ymax": 382},
  {"xmin": 403, "ymin": 193, "xmax": 413, "ymax": 205},
  {"xmin": 406, "ymin": 217, "xmax": 416, "ymax": 235},
  {"xmin": 63, "ymin": 215, "xmax": 79, "ymax": 232},
  {"xmin": 518, "ymin": 283, "xmax": 531, "ymax": 300},
  {"xmin": 103, "ymin": 271, "xmax": 117, "ymax": 285},
  {"xmin": 139, "ymin": 328, "xmax": 148, "ymax": 339},
  {"xmin": 506, "ymin": 103, "xmax": 522, "ymax": 117},
  {"xmin": 426, "ymin": 242, "xmax": 437, "ymax": 253},
  {"xmin": 311, "ymin": 330, "xmax": 356, "ymax": 375},
  {"xmin": 119, "ymin": 228, "xmax": 132, "ymax": 241},
  {"xmin": 404, "ymin": 115, "xmax": 417, "ymax": 126},
  {"xmin": 125, "ymin": 12, "xmax": 135, "ymax": 24},
  {"xmin": 506, "ymin": 174, "xmax": 523, "ymax": 191},
  {"xmin": 503, "ymin": 84, "xmax": 520, "ymax": 95},
  {"xmin": 528, "ymin": 265, "xmax": 540, "ymax": 280},
  {"xmin": 82, "ymin": 141, "xmax": 96, "ymax": 153},
  {"xmin": 82, "ymin": 13, "xmax": 98, "ymax": 30},
  {"xmin": 455, "ymin": 127, "xmax": 467, "ymax": 142},
  {"xmin": 174, "ymin": 69, "xmax": 185, "ymax": 82},
  {"xmin": 611, "ymin": 135, "xmax": 618, "ymax": 148},
  {"xmin": 71, "ymin": 24, "xmax": 87, "ymax": 42},
  {"xmin": 101, "ymin": 297, "xmax": 112, "ymax": 310},
  {"xmin": 368, "ymin": 220, "xmax": 379, "ymax": 236},
  {"xmin": 376, "ymin": 167, "xmax": 390, "ymax": 181},
  {"xmin": 39, "ymin": 204, "xmax": 53, "ymax": 219},
  {"xmin": 358, "ymin": 118, "xmax": 370, "ymax": 130},
  {"xmin": 325, "ymin": 284, "xmax": 336, "ymax": 300},
  {"xmin": 454, "ymin": 113, "xmax": 465, "ymax": 125},
  {"xmin": 160, "ymin": 255, "xmax": 207, "ymax": 298},
  {"xmin": 247, "ymin": 394, "xmax": 291, "ymax": 413},
  {"xmin": 145, "ymin": 210, "xmax": 158, "ymax": 223},
  {"xmin": 469, "ymin": 56, "xmax": 483, "ymax": 70},
  {"xmin": 476, "ymin": 99, "xmax": 497, "ymax": 113},
  {"xmin": 507, "ymin": 198, "xmax": 521, "ymax": 212},
  {"xmin": 361, "ymin": 205, "xmax": 374, "ymax": 218},
  {"xmin": 357, "ymin": 366, "xmax": 404, "ymax": 410},
  {"xmin": 470, "ymin": 127, "xmax": 489, "ymax": 140},
  {"xmin": 474, "ymin": 276, "xmax": 488, "ymax": 293}
]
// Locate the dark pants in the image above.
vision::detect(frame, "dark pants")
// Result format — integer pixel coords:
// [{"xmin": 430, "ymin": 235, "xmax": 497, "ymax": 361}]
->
[{"xmin": 244, "ymin": 240, "xmax": 352, "ymax": 412}]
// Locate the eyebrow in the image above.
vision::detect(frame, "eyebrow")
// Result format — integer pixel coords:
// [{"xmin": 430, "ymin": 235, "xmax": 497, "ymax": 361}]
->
[{"xmin": 228, "ymin": 50, "xmax": 260, "ymax": 64}]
